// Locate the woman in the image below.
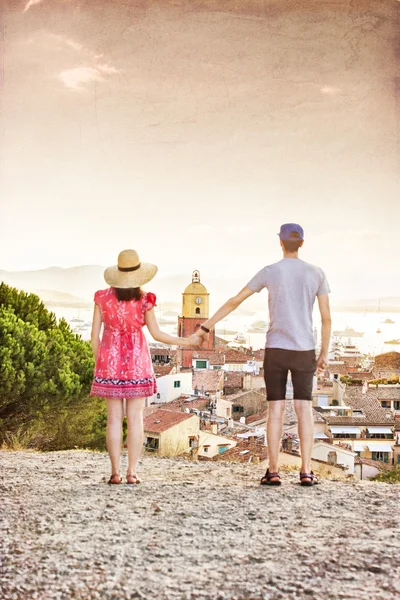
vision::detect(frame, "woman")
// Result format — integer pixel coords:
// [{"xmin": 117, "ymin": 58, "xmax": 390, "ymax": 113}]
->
[{"xmin": 90, "ymin": 249, "xmax": 202, "ymax": 484}]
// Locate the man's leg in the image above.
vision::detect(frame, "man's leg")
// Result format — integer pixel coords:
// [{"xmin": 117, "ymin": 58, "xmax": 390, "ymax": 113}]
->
[
  {"xmin": 263, "ymin": 349, "xmax": 288, "ymax": 482},
  {"xmin": 294, "ymin": 399, "xmax": 314, "ymax": 479},
  {"xmin": 266, "ymin": 400, "xmax": 286, "ymax": 477},
  {"xmin": 291, "ymin": 350, "xmax": 317, "ymax": 483}
]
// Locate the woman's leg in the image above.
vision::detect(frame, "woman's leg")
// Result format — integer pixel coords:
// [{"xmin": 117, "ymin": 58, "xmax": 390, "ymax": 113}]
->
[
  {"xmin": 126, "ymin": 397, "xmax": 146, "ymax": 479},
  {"xmin": 106, "ymin": 398, "xmax": 124, "ymax": 476}
]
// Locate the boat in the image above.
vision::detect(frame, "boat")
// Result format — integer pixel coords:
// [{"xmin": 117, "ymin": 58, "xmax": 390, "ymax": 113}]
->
[
  {"xmin": 384, "ymin": 339, "xmax": 400, "ymax": 345},
  {"xmin": 383, "ymin": 318, "xmax": 395, "ymax": 324},
  {"xmin": 233, "ymin": 332, "xmax": 247, "ymax": 344},
  {"xmin": 376, "ymin": 328, "xmax": 381, "ymax": 334},
  {"xmin": 332, "ymin": 327, "xmax": 364, "ymax": 338}
]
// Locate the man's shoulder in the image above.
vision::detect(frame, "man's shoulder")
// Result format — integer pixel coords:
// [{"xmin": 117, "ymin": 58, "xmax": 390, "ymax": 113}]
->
[{"xmin": 299, "ymin": 260, "xmax": 326, "ymax": 276}]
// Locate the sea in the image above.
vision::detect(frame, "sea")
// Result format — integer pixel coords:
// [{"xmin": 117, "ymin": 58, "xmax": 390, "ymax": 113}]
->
[{"xmin": 50, "ymin": 305, "xmax": 400, "ymax": 358}]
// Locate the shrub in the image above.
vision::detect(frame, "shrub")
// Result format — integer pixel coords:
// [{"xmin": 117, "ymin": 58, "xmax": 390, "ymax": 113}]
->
[{"xmin": 372, "ymin": 466, "xmax": 400, "ymax": 484}]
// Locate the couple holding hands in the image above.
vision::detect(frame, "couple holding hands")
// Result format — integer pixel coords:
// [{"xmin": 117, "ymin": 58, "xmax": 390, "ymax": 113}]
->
[{"xmin": 90, "ymin": 223, "xmax": 331, "ymax": 487}]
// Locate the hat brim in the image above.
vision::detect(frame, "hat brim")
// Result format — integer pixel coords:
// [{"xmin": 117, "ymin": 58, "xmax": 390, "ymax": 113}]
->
[{"xmin": 104, "ymin": 263, "xmax": 158, "ymax": 288}]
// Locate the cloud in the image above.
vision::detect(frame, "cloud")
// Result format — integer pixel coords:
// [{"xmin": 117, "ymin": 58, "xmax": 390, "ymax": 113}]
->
[
  {"xmin": 24, "ymin": 0, "xmax": 44, "ymax": 12},
  {"xmin": 54, "ymin": 36, "xmax": 120, "ymax": 90},
  {"xmin": 320, "ymin": 86, "xmax": 341, "ymax": 95},
  {"xmin": 58, "ymin": 67, "xmax": 105, "ymax": 90}
]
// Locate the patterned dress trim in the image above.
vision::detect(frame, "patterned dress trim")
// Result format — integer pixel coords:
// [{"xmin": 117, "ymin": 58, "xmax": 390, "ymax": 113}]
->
[{"xmin": 90, "ymin": 377, "xmax": 157, "ymax": 399}]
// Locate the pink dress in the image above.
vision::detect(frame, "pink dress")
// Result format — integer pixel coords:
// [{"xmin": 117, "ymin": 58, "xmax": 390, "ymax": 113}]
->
[{"xmin": 90, "ymin": 288, "xmax": 157, "ymax": 399}]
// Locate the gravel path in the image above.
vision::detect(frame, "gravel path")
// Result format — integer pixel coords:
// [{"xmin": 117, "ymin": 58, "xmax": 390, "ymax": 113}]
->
[{"xmin": 1, "ymin": 450, "xmax": 399, "ymax": 600}]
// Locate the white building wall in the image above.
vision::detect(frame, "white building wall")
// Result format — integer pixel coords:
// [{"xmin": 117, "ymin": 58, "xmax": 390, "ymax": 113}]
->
[
  {"xmin": 312, "ymin": 442, "xmax": 355, "ymax": 474},
  {"xmin": 149, "ymin": 373, "xmax": 192, "ymax": 404}
]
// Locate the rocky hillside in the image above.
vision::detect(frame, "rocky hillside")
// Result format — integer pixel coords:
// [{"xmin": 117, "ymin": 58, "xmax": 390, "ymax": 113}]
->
[{"xmin": 1, "ymin": 451, "xmax": 399, "ymax": 600}]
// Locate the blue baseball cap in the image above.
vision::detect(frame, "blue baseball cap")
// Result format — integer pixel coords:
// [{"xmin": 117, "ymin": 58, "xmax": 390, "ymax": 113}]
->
[{"xmin": 278, "ymin": 223, "xmax": 304, "ymax": 241}]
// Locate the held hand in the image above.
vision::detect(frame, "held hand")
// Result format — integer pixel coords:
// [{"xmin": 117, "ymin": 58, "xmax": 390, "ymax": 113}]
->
[
  {"xmin": 317, "ymin": 352, "xmax": 328, "ymax": 373},
  {"xmin": 196, "ymin": 329, "xmax": 209, "ymax": 346},
  {"xmin": 184, "ymin": 334, "xmax": 204, "ymax": 348}
]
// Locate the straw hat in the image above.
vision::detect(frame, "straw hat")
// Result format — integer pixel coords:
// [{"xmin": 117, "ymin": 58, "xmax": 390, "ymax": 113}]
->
[{"xmin": 104, "ymin": 250, "xmax": 158, "ymax": 288}]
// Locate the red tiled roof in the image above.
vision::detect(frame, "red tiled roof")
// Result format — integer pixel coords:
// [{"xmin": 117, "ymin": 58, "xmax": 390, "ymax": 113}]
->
[
  {"xmin": 246, "ymin": 411, "xmax": 267, "ymax": 425},
  {"xmin": 322, "ymin": 387, "xmax": 396, "ymax": 426},
  {"xmin": 328, "ymin": 362, "xmax": 348, "ymax": 376},
  {"xmin": 160, "ymin": 396, "xmax": 209, "ymax": 412},
  {"xmin": 223, "ymin": 371, "xmax": 244, "ymax": 388},
  {"xmin": 224, "ymin": 348, "xmax": 253, "ymax": 363},
  {"xmin": 211, "ymin": 437, "xmax": 268, "ymax": 463},
  {"xmin": 143, "ymin": 409, "xmax": 196, "ymax": 434},
  {"xmin": 193, "ymin": 370, "xmax": 223, "ymax": 393},
  {"xmin": 374, "ymin": 352, "xmax": 400, "ymax": 369},
  {"xmin": 154, "ymin": 365, "xmax": 175, "ymax": 378},
  {"xmin": 253, "ymin": 349, "xmax": 265, "ymax": 361},
  {"xmin": 224, "ymin": 390, "xmax": 265, "ymax": 404}
]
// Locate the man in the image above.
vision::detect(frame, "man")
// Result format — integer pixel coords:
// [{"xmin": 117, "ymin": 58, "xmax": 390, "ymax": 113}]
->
[{"xmin": 196, "ymin": 223, "xmax": 331, "ymax": 486}]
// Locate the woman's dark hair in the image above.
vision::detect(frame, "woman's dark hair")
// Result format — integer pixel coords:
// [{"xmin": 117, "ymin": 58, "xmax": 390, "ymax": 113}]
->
[
  {"xmin": 114, "ymin": 287, "xmax": 143, "ymax": 302},
  {"xmin": 281, "ymin": 240, "xmax": 303, "ymax": 252}
]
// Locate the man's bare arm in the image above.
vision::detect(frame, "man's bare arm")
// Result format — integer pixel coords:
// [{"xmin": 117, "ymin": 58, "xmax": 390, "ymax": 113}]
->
[
  {"xmin": 200, "ymin": 286, "xmax": 255, "ymax": 332},
  {"xmin": 317, "ymin": 293, "xmax": 332, "ymax": 371}
]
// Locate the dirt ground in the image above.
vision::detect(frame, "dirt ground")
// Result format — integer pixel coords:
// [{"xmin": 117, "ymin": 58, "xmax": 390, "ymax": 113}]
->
[{"xmin": 1, "ymin": 450, "xmax": 399, "ymax": 600}]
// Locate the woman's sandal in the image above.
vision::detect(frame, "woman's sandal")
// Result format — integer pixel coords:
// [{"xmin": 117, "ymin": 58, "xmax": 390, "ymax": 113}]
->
[
  {"xmin": 108, "ymin": 473, "xmax": 123, "ymax": 485},
  {"xmin": 260, "ymin": 469, "xmax": 282, "ymax": 486},
  {"xmin": 300, "ymin": 471, "xmax": 319, "ymax": 486},
  {"xmin": 126, "ymin": 473, "xmax": 141, "ymax": 485}
]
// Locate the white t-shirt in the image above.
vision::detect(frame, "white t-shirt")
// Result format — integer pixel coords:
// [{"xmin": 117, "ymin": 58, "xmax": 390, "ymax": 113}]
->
[{"xmin": 247, "ymin": 258, "xmax": 330, "ymax": 351}]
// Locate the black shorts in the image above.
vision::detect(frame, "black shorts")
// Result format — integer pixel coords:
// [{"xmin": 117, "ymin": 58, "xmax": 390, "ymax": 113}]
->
[{"xmin": 263, "ymin": 348, "xmax": 317, "ymax": 401}]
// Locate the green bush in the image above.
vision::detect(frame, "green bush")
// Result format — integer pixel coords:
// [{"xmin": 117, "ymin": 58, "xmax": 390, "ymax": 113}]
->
[
  {"xmin": 0, "ymin": 283, "xmax": 104, "ymax": 451},
  {"xmin": 372, "ymin": 466, "xmax": 400, "ymax": 484}
]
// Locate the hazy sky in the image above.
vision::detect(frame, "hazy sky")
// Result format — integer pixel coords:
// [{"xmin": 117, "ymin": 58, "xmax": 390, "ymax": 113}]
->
[{"xmin": 1, "ymin": 0, "xmax": 399, "ymax": 300}]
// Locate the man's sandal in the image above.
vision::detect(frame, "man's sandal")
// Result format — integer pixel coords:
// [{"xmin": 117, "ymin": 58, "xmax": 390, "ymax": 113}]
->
[
  {"xmin": 126, "ymin": 474, "xmax": 141, "ymax": 485},
  {"xmin": 108, "ymin": 474, "xmax": 123, "ymax": 485},
  {"xmin": 260, "ymin": 469, "xmax": 282, "ymax": 486},
  {"xmin": 300, "ymin": 472, "xmax": 319, "ymax": 486}
]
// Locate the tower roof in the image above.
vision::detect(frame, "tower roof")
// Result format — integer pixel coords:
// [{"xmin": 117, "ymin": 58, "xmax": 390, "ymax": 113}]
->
[{"xmin": 183, "ymin": 282, "xmax": 208, "ymax": 294}]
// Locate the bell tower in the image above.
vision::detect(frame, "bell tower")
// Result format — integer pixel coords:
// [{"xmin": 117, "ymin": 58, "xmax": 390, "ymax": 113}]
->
[{"xmin": 177, "ymin": 270, "xmax": 215, "ymax": 369}]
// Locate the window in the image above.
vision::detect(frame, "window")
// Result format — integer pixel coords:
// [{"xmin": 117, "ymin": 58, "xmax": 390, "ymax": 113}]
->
[
  {"xmin": 145, "ymin": 437, "xmax": 159, "ymax": 451},
  {"xmin": 233, "ymin": 405, "xmax": 244, "ymax": 413},
  {"xmin": 203, "ymin": 446, "xmax": 209, "ymax": 453},
  {"xmin": 332, "ymin": 433, "xmax": 357, "ymax": 439},
  {"xmin": 218, "ymin": 445, "xmax": 229, "ymax": 454},
  {"xmin": 394, "ymin": 401, "xmax": 400, "ymax": 411},
  {"xmin": 372, "ymin": 452, "xmax": 389, "ymax": 463},
  {"xmin": 381, "ymin": 401, "xmax": 390, "ymax": 408},
  {"xmin": 174, "ymin": 380, "xmax": 181, "ymax": 388},
  {"xmin": 398, "ymin": 455, "xmax": 400, "ymax": 464},
  {"xmin": 195, "ymin": 307, "xmax": 200, "ymax": 314},
  {"xmin": 195, "ymin": 360, "xmax": 207, "ymax": 369},
  {"xmin": 189, "ymin": 437, "xmax": 197, "ymax": 449},
  {"xmin": 352, "ymin": 410, "xmax": 363, "ymax": 417}
]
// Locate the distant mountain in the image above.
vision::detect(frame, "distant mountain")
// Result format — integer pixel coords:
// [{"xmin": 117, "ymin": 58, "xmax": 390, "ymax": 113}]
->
[
  {"xmin": 0, "ymin": 266, "xmax": 105, "ymax": 300},
  {"xmin": 33, "ymin": 290, "xmax": 91, "ymax": 308}
]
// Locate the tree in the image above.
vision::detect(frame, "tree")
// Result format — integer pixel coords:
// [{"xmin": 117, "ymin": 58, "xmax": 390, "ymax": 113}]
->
[{"xmin": 0, "ymin": 283, "xmax": 100, "ymax": 450}]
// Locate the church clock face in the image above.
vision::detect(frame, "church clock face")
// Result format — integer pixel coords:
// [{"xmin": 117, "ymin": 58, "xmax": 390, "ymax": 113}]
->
[{"xmin": 195, "ymin": 297, "xmax": 202, "ymax": 305}]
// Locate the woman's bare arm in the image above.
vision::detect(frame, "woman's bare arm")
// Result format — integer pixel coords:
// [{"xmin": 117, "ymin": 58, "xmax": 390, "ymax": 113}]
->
[
  {"xmin": 90, "ymin": 304, "xmax": 103, "ymax": 360},
  {"xmin": 145, "ymin": 308, "xmax": 201, "ymax": 347}
]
